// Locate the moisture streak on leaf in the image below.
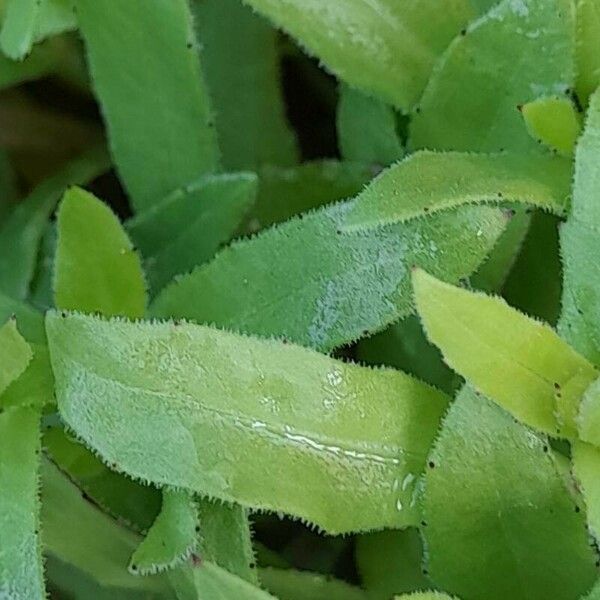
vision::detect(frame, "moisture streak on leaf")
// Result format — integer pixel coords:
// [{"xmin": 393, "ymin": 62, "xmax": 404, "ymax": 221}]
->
[
  {"xmin": 129, "ymin": 490, "xmax": 199, "ymax": 576},
  {"xmin": 342, "ymin": 151, "xmax": 571, "ymax": 231},
  {"xmin": 242, "ymin": 0, "xmax": 479, "ymax": 111},
  {"xmin": 55, "ymin": 187, "xmax": 147, "ymax": 318},
  {"xmin": 46, "ymin": 311, "xmax": 449, "ymax": 534},
  {"xmin": 75, "ymin": 0, "xmax": 219, "ymax": 213},
  {"xmin": 413, "ymin": 270, "xmax": 597, "ymax": 438},
  {"xmin": 0, "ymin": 407, "xmax": 44, "ymax": 600},
  {"xmin": 422, "ymin": 386, "xmax": 597, "ymax": 600},
  {"xmin": 151, "ymin": 201, "xmax": 507, "ymax": 352}
]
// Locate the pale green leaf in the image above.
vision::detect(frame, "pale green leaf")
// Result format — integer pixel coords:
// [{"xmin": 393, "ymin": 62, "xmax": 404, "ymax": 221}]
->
[
  {"xmin": 0, "ymin": 317, "xmax": 32, "ymax": 395},
  {"xmin": 151, "ymin": 201, "xmax": 507, "ymax": 352},
  {"xmin": 0, "ymin": 406, "xmax": 44, "ymax": 599},
  {"xmin": 413, "ymin": 269, "xmax": 597, "ymax": 438},
  {"xmin": 129, "ymin": 491, "xmax": 199, "ymax": 576},
  {"xmin": 394, "ymin": 594, "xmax": 458, "ymax": 600},
  {"xmin": 75, "ymin": 0, "xmax": 219, "ymax": 213},
  {"xmin": 127, "ymin": 173, "xmax": 257, "ymax": 293},
  {"xmin": 410, "ymin": 0, "xmax": 575, "ymax": 152},
  {"xmin": 521, "ymin": 96, "xmax": 582, "ymax": 155},
  {"xmin": 342, "ymin": 151, "xmax": 570, "ymax": 231},
  {"xmin": 422, "ymin": 386, "xmax": 597, "ymax": 600},
  {"xmin": 46, "ymin": 311, "xmax": 449, "ymax": 534},
  {"xmin": 0, "ymin": 147, "xmax": 109, "ymax": 300},
  {"xmin": 576, "ymin": 0, "xmax": 600, "ymax": 105},
  {"xmin": 0, "ymin": 0, "xmax": 39, "ymax": 60},
  {"xmin": 242, "ymin": 0, "xmax": 480, "ymax": 111},
  {"xmin": 55, "ymin": 186, "xmax": 147, "ymax": 319},
  {"xmin": 259, "ymin": 567, "xmax": 368, "ymax": 600},
  {"xmin": 577, "ymin": 377, "xmax": 600, "ymax": 446},
  {"xmin": 192, "ymin": 0, "xmax": 298, "ymax": 170},
  {"xmin": 337, "ymin": 84, "xmax": 403, "ymax": 166}
]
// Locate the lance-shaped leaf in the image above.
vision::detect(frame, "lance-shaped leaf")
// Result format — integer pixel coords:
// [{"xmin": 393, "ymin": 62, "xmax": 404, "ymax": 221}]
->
[
  {"xmin": 576, "ymin": 0, "xmax": 600, "ymax": 105},
  {"xmin": 55, "ymin": 187, "xmax": 147, "ymax": 318},
  {"xmin": 0, "ymin": 146, "xmax": 109, "ymax": 300},
  {"xmin": 410, "ymin": 0, "xmax": 575, "ymax": 152},
  {"xmin": 342, "ymin": 151, "xmax": 570, "ymax": 231},
  {"xmin": 129, "ymin": 490, "xmax": 199, "ymax": 576},
  {"xmin": 46, "ymin": 311, "xmax": 449, "ymax": 535},
  {"xmin": 413, "ymin": 269, "xmax": 597, "ymax": 438},
  {"xmin": 193, "ymin": 0, "xmax": 298, "ymax": 170},
  {"xmin": 572, "ymin": 440, "xmax": 600, "ymax": 541},
  {"xmin": 75, "ymin": 0, "xmax": 219, "ymax": 213},
  {"xmin": 259, "ymin": 567, "xmax": 367, "ymax": 600},
  {"xmin": 0, "ymin": 317, "xmax": 32, "ymax": 394},
  {"xmin": 0, "ymin": 406, "xmax": 44, "ymax": 599},
  {"xmin": 127, "ymin": 173, "xmax": 257, "ymax": 294},
  {"xmin": 559, "ymin": 87, "xmax": 600, "ymax": 364},
  {"xmin": 355, "ymin": 528, "xmax": 430, "ymax": 599},
  {"xmin": 421, "ymin": 387, "xmax": 597, "ymax": 600},
  {"xmin": 151, "ymin": 199, "xmax": 506, "ymax": 352},
  {"xmin": 337, "ymin": 84, "xmax": 403, "ymax": 166},
  {"xmin": 521, "ymin": 96, "xmax": 582, "ymax": 156},
  {"xmin": 41, "ymin": 459, "xmax": 171, "ymax": 595},
  {"xmin": 242, "ymin": 0, "xmax": 480, "ymax": 111}
]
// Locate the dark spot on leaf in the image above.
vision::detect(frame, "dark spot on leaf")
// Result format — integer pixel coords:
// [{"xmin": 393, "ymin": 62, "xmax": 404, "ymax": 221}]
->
[{"xmin": 428, "ymin": 460, "xmax": 435, "ymax": 469}]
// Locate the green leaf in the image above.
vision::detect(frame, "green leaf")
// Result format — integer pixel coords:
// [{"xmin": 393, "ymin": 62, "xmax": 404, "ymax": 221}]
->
[
  {"xmin": 198, "ymin": 500, "xmax": 258, "ymax": 584},
  {"xmin": 127, "ymin": 173, "xmax": 257, "ymax": 294},
  {"xmin": 559, "ymin": 87, "xmax": 600, "ymax": 363},
  {"xmin": 577, "ymin": 376, "xmax": 600, "ymax": 445},
  {"xmin": 41, "ymin": 459, "xmax": 171, "ymax": 594},
  {"xmin": 75, "ymin": 0, "xmax": 220, "ymax": 213},
  {"xmin": 192, "ymin": 0, "xmax": 298, "ymax": 170},
  {"xmin": 342, "ymin": 151, "xmax": 571, "ymax": 231},
  {"xmin": 129, "ymin": 491, "xmax": 199, "ymax": 576},
  {"xmin": 355, "ymin": 528, "xmax": 430, "ymax": 599},
  {"xmin": 410, "ymin": 0, "xmax": 576, "ymax": 152},
  {"xmin": 46, "ymin": 311, "xmax": 449, "ymax": 534},
  {"xmin": 29, "ymin": 222, "xmax": 56, "ymax": 311},
  {"xmin": 414, "ymin": 269, "xmax": 597, "ymax": 437},
  {"xmin": 259, "ymin": 567, "xmax": 368, "ymax": 600},
  {"xmin": 394, "ymin": 594, "xmax": 458, "ymax": 600},
  {"xmin": 521, "ymin": 96, "xmax": 582, "ymax": 155},
  {"xmin": 421, "ymin": 386, "xmax": 597, "ymax": 600},
  {"xmin": 576, "ymin": 0, "xmax": 600, "ymax": 106},
  {"xmin": 337, "ymin": 84, "xmax": 403, "ymax": 166},
  {"xmin": 0, "ymin": 147, "xmax": 109, "ymax": 300},
  {"xmin": 0, "ymin": 316, "xmax": 32, "ymax": 394},
  {"xmin": 242, "ymin": 0, "xmax": 480, "ymax": 111},
  {"xmin": 0, "ymin": 406, "xmax": 44, "ymax": 599},
  {"xmin": 572, "ymin": 440, "xmax": 600, "ymax": 541},
  {"xmin": 151, "ymin": 201, "xmax": 507, "ymax": 352},
  {"xmin": 0, "ymin": 290, "xmax": 45, "ymax": 344},
  {"xmin": 55, "ymin": 186, "xmax": 147, "ymax": 319}
]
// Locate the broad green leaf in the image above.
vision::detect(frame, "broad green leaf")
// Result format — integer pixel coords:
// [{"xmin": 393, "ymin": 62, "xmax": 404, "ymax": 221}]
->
[
  {"xmin": 198, "ymin": 500, "xmax": 258, "ymax": 584},
  {"xmin": 413, "ymin": 269, "xmax": 597, "ymax": 438},
  {"xmin": 0, "ymin": 406, "xmax": 44, "ymax": 599},
  {"xmin": 151, "ymin": 201, "xmax": 507, "ymax": 352},
  {"xmin": 572, "ymin": 440, "xmax": 600, "ymax": 541},
  {"xmin": 76, "ymin": 0, "xmax": 219, "ymax": 213},
  {"xmin": 410, "ymin": 0, "xmax": 575, "ymax": 152},
  {"xmin": 521, "ymin": 96, "xmax": 582, "ymax": 155},
  {"xmin": 337, "ymin": 84, "xmax": 403, "ymax": 166},
  {"xmin": 422, "ymin": 386, "xmax": 597, "ymax": 600},
  {"xmin": 41, "ymin": 459, "xmax": 171, "ymax": 594},
  {"xmin": 43, "ymin": 427, "xmax": 161, "ymax": 532},
  {"xmin": 0, "ymin": 317, "xmax": 32, "ymax": 394},
  {"xmin": 242, "ymin": 0, "xmax": 480, "ymax": 111},
  {"xmin": 127, "ymin": 173, "xmax": 257, "ymax": 293},
  {"xmin": 576, "ymin": 0, "xmax": 600, "ymax": 105},
  {"xmin": 46, "ymin": 311, "xmax": 449, "ymax": 534},
  {"xmin": 0, "ymin": 0, "xmax": 39, "ymax": 60},
  {"xmin": 129, "ymin": 491, "xmax": 199, "ymax": 576},
  {"xmin": 559, "ymin": 87, "xmax": 600, "ymax": 363},
  {"xmin": 355, "ymin": 528, "xmax": 430, "ymax": 599},
  {"xmin": 192, "ymin": 0, "xmax": 298, "ymax": 170},
  {"xmin": 245, "ymin": 161, "xmax": 373, "ymax": 234},
  {"xmin": 55, "ymin": 187, "xmax": 146, "ymax": 318},
  {"xmin": 342, "ymin": 151, "xmax": 570, "ymax": 231},
  {"xmin": 259, "ymin": 567, "xmax": 368, "ymax": 600},
  {"xmin": 0, "ymin": 146, "xmax": 109, "ymax": 300},
  {"xmin": 169, "ymin": 562, "xmax": 276, "ymax": 600}
]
